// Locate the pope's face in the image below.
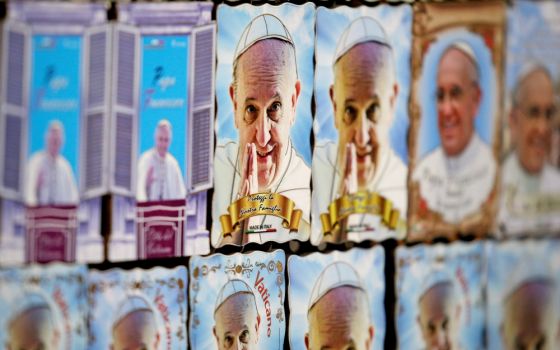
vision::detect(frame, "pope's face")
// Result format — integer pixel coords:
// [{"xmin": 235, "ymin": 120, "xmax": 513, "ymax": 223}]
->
[
  {"xmin": 155, "ymin": 126, "xmax": 171, "ymax": 158},
  {"xmin": 7, "ymin": 308, "xmax": 58, "ymax": 350},
  {"xmin": 46, "ymin": 127, "xmax": 62, "ymax": 158},
  {"xmin": 306, "ymin": 286, "xmax": 373, "ymax": 350},
  {"xmin": 436, "ymin": 48, "xmax": 481, "ymax": 157},
  {"xmin": 111, "ymin": 310, "xmax": 159, "ymax": 350},
  {"xmin": 417, "ymin": 283, "xmax": 455, "ymax": 350},
  {"xmin": 231, "ymin": 39, "xmax": 301, "ymax": 191},
  {"xmin": 332, "ymin": 42, "xmax": 397, "ymax": 189},
  {"xmin": 214, "ymin": 293, "xmax": 259, "ymax": 350},
  {"xmin": 510, "ymin": 69, "xmax": 556, "ymax": 174},
  {"xmin": 502, "ymin": 282, "xmax": 554, "ymax": 350}
]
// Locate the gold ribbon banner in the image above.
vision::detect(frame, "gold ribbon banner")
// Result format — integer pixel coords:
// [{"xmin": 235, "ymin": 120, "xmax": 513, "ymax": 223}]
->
[
  {"xmin": 220, "ymin": 192, "xmax": 302, "ymax": 236},
  {"xmin": 320, "ymin": 191, "xmax": 400, "ymax": 235}
]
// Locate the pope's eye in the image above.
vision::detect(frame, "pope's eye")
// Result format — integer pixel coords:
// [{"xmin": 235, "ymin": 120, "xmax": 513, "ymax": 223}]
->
[
  {"xmin": 267, "ymin": 102, "xmax": 282, "ymax": 121},
  {"xmin": 244, "ymin": 105, "xmax": 258, "ymax": 123},
  {"xmin": 343, "ymin": 106, "xmax": 357, "ymax": 124},
  {"xmin": 366, "ymin": 103, "xmax": 379, "ymax": 123}
]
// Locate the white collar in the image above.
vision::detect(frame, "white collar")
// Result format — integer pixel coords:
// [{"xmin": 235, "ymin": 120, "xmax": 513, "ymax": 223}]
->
[
  {"xmin": 444, "ymin": 133, "xmax": 483, "ymax": 175},
  {"xmin": 511, "ymin": 152, "xmax": 543, "ymax": 192},
  {"xmin": 153, "ymin": 149, "xmax": 167, "ymax": 162}
]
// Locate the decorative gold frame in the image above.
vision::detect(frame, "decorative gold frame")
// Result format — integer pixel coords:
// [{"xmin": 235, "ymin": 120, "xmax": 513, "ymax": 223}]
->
[{"xmin": 407, "ymin": 1, "xmax": 506, "ymax": 242}]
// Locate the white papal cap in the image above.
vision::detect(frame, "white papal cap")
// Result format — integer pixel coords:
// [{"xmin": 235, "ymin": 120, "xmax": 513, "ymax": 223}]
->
[
  {"xmin": 443, "ymin": 41, "xmax": 479, "ymax": 82},
  {"xmin": 113, "ymin": 294, "xmax": 153, "ymax": 328},
  {"xmin": 419, "ymin": 269, "xmax": 454, "ymax": 301},
  {"xmin": 308, "ymin": 261, "xmax": 364, "ymax": 311},
  {"xmin": 503, "ymin": 258, "xmax": 554, "ymax": 302},
  {"xmin": 9, "ymin": 291, "xmax": 51, "ymax": 326},
  {"xmin": 516, "ymin": 61, "xmax": 551, "ymax": 84},
  {"xmin": 333, "ymin": 16, "xmax": 390, "ymax": 65},
  {"xmin": 233, "ymin": 13, "xmax": 295, "ymax": 64},
  {"xmin": 512, "ymin": 61, "xmax": 552, "ymax": 102},
  {"xmin": 214, "ymin": 279, "xmax": 254, "ymax": 313},
  {"xmin": 447, "ymin": 41, "xmax": 476, "ymax": 63}
]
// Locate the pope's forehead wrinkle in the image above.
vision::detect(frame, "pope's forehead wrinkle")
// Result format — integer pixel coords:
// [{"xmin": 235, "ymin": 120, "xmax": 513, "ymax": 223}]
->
[
  {"xmin": 238, "ymin": 40, "xmax": 296, "ymax": 73},
  {"xmin": 335, "ymin": 43, "xmax": 392, "ymax": 83}
]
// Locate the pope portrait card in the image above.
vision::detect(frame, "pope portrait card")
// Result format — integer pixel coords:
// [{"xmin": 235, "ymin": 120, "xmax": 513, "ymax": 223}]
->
[
  {"xmin": 407, "ymin": 1, "xmax": 506, "ymax": 241},
  {"xmin": 0, "ymin": 263, "xmax": 88, "ymax": 350},
  {"xmin": 486, "ymin": 239, "xmax": 560, "ymax": 350},
  {"xmin": 211, "ymin": 3, "xmax": 315, "ymax": 248},
  {"xmin": 311, "ymin": 5, "xmax": 411, "ymax": 246},
  {"xmin": 498, "ymin": 0, "xmax": 560, "ymax": 237},
  {"xmin": 189, "ymin": 249, "xmax": 286, "ymax": 349},
  {"xmin": 396, "ymin": 241, "xmax": 485, "ymax": 350},
  {"xmin": 288, "ymin": 247, "xmax": 386, "ymax": 350},
  {"xmin": 88, "ymin": 266, "xmax": 188, "ymax": 350}
]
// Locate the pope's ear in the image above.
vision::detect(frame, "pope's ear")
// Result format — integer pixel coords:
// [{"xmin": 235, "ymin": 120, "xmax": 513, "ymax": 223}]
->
[
  {"xmin": 390, "ymin": 83, "xmax": 399, "ymax": 108},
  {"xmin": 155, "ymin": 333, "xmax": 161, "ymax": 349},
  {"xmin": 330, "ymin": 84, "xmax": 339, "ymax": 130},
  {"xmin": 290, "ymin": 80, "xmax": 302, "ymax": 126},
  {"xmin": 213, "ymin": 326, "xmax": 218, "ymax": 343},
  {"xmin": 229, "ymin": 84, "xmax": 239, "ymax": 129}
]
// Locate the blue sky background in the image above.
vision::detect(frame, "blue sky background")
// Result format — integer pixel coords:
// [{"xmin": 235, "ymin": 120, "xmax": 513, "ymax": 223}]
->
[
  {"xmin": 288, "ymin": 247, "xmax": 386, "ymax": 350},
  {"xmin": 314, "ymin": 5, "xmax": 411, "ymax": 164},
  {"xmin": 139, "ymin": 35, "xmax": 189, "ymax": 174},
  {"xmin": 189, "ymin": 250, "xmax": 286, "ymax": 350},
  {"xmin": 29, "ymin": 35, "xmax": 82, "ymax": 181},
  {"xmin": 507, "ymin": 1, "xmax": 560, "ymax": 96},
  {"xmin": 215, "ymin": 3, "xmax": 315, "ymax": 166},
  {"xmin": 89, "ymin": 266, "xmax": 188, "ymax": 350},
  {"xmin": 417, "ymin": 30, "xmax": 496, "ymax": 160},
  {"xmin": 396, "ymin": 242, "xmax": 485, "ymax": 350},
  {"xmin": 0, "ymin": 264, "xmax": 88, "ymax": 349}
]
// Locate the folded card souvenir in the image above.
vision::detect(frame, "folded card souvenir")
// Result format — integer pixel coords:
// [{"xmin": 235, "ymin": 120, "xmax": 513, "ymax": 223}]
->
[
  {"xmin": 288, "ymin": 247, "xmax": 385, "ymax": 350},
  {"xmin": 0, "ymin": 263, "xmax": 88, "ymax": 350},
  {"xmin": 311, "ymin": 5, "xmax": 411, "ymax": 246},
  {"xmin": 0, "ymin": 2, "xmax": 107, "ymax": 264},
  {"xmin": 211, "ymin": 3, "xmax": 315, "ymax": 248},
  {"xmin": 498, "ymin": 0, "xmax": 560, "ymax": 237},
  {"xmin": 396, "ymin": 241, "xmax": 485, "ymax": 350},
  {"xmin": 189, "ymin": 250, "xmax": 286, "ymax": 349},
  {"xmin": 486, "ymin": 239, "xmax": 560, "ymax": 350},
  {"xmin": 407, "ymin": 1, "xmax": 506, "ymax": 241},
  {"xmin": 108, "ymin": 2, "xmax": 215, "ymax": 260},
  {"xmin": 88, "ymin": 266, "xmax": 188, "ymax": 350}
]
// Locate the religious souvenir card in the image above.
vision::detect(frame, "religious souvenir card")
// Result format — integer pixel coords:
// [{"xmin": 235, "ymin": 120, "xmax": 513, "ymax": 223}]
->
[
  {"xmin": 0, "ymin": 264, "xmax": 88, "ymax": 350},
  {"xmin": 396, "ymin": 241, "xmax": 485, "ymax": 350},
  {"xmin": 108, "ymin": 2, "xmax": 215, "ymax": 261},
  {"xmin": 311, "ymin": 5, "xmax": 411, "ymax": 246},
  {"xmin": 189, "ymin": 250, "xmax": 286, "ymax": 349},
  {"xmin": 407, "ymin": 1, "xmax": 505, "ymax": 242},
  {"xmin": 88, "ymin": 266, "xmax": 188, "ymax": 350},
  {"xmin": 288, "ymin": 247, "xmax": 386, "ymax": 350},
  {"xmin": 498, "ymin": 0, "xmax": 560, "ymax": 237},
  {"xmin": 212, "ymin": 3, "xmax": 315, "ymax": 248},
  {"xmin": 0, "ymin": 2, "xmax": 107, "ymax": 265},
  {"xmin": 486, "ymin": 240, "xmax": 560, "ymax": 350}
]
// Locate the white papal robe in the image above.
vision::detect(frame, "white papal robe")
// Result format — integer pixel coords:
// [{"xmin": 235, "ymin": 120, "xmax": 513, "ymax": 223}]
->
[
  {"xmin": 413, "ymin": 133, "xmax": 496, "ymax": 223},
  {"xmin": 136, "ymin": 149, "xmax": 186, "ymax": 202},
  {"xmin": 499, "ymin": 152, "xmax": 560, "ymax": 236},
  {"xmin": 24, "ymin": 151, "xmax": 78, "ymax": 206}
]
